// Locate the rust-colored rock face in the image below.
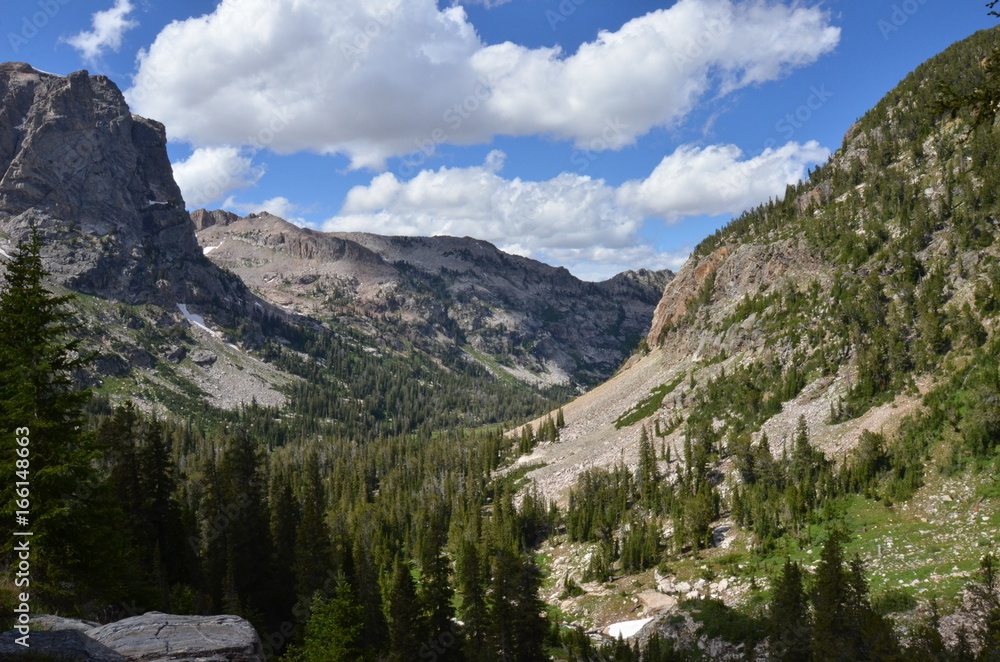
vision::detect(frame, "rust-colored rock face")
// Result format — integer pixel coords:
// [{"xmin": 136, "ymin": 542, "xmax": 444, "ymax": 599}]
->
[{"xmin": 647, "ymin": 247, "xmax": 729, "ymax": 346}]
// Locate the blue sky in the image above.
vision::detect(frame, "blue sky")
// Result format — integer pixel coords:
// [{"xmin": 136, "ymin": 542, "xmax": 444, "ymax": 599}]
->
[{"xmin": 3, "ymin": 0, "xmax": 994, "ymax": 280}]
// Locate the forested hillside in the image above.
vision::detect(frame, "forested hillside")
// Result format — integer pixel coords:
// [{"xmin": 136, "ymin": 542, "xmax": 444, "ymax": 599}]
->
[{"xmin": 503, "ymin": 24, "xmax": 1000, "ymax": 661}]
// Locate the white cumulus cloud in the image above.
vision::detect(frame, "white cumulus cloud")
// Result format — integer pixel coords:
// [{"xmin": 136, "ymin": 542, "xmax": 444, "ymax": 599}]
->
[
  {"xmin": 172, "ymin": 147, "xmax": 265, "ymax": 209},
  {"xmin": 617, "ymin": 141, "xmax": 831, "ymax": 222},
  {"xmin": 127, "ymin": 0, "xmax": 839, "ymax": 169},
  {"xmin": 331, "ymin": 150, "xmax": 639, "ymax": 254},
  {"xmin": 65, "ymin": 0, "xmax": 138, "ymax": 63},
  {"xmin": 324, "ymin": 140, "xmax": 825, "ymax": 279}
]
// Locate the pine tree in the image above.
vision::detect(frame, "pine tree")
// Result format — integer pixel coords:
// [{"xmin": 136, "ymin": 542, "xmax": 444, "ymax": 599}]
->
[
  {"xmin": 768, "ymin": 560, "xmax": 812, "ymax": 662},
  {"xmin": 270, "ymin": 467, "xmax": 301, "ymax": 617},
  {"xmin": 810, "ymin": 531, "xmax": 897, "ymax": 661},
  {"xmin": 0, "ymin": 231, "xmax": 133, "ymax": 606},
  {"xmin": 350, "ymin": 524, "xmax": 389, "ymax": 649},
  {"xmin": 139, "ymin": 417, "xmax": 189, "ymax": 599},
  {"xmin": 387, "ymin": 556, "xmax": 426, "ymax": 662},
  {"xmin": 97, "ymin": 402, "xmax": 143, "ymax": 528},
  {"xmin": 295, "ymin": 452, "xmax": 331, "ymax": 600},
  {"xmin": 212, "ymin": 429, "xmax": 275, "ymax": 621},
  {"xmin": 282, "ymin": 582, "xmax": 366, "ymax": 662},
  {"xmin": 846, "ymin": 557, "xmax": 899, "ymax": 660},
  {"xmin": 456, "ymin": 539, "xmax": 491, "ymax": 662},
  {"xmin": 489, "ymin": 548, "xmax": 548, "ymax": 662},
  {"xmin": 419, "ymin": 526, "xmax": 459, "ymax": 661},
  {"xmin": 637, "ymin": 426, "xmax": 658, "ymax": 507},
  {"xmin": 811, "ymin": 530, "xmax": 852, "ymax": 662},
  {"xmin": 519, "ymin": 425, "xmax": 533, "ymax": 454}
]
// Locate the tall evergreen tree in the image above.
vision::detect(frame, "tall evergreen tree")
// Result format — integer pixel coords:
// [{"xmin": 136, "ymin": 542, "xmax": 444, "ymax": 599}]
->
[
  {"xmin": 456, "ymin": 538, "xmax": 491, "ymax": 662},
  {"xmin": 387, "ymin": 556, "xmax": 425, "ymax": 662},
  {"xmin": 0, "ymin": 231, "xmax": 133, "ymax": 606},
  {"xmin": 419, "ymin": 526, "xmax": 459, "ymax": 662},
  {"xmin": 768, "ymin": 560, "xmax": 812, "ymax": 662},
  {"xmin": 637, "ymin": 426, "xmax": 658, "ymax": 506},
  {"xmin": 270, "ymin": 467, "xmax": 301, "ymax": 617},
  {"xmin": 845, "ymin": 557, "xmax": 899, "ymax": 661},
  {"xmin": 96, "ymin": 402, "xmax": 143, "ymax": 527},
  {"xmin": 211, "ymin": 429, "xmax": 275, "ymax": 621},
  {"xmin": 350, "ymin": 521, "xmax": 389, "ymax": 650},
  {"xmin": 282, "ymin": 582, "xmax": 366, "ymax": 662},
  {"xmin": 811, "ymin": 530, "xmax": 853, "ymax": 662},
  {"xmin": 295, "ymin": 452, "xmax": 331, "ymax": 600},
  {"xmin": 489, "ymin": 549, "xmax": 548, "ymax": 662},
  {"xmin": 139, "ymin": 417, "xmax": 189, "ymax": 592}
]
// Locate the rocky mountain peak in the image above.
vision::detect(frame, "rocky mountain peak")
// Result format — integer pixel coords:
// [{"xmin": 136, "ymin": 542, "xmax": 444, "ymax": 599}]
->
[
  {"xmin": 0, "ymin": 63, "xmax": 220, "ymax": 305},
  {"xmin": 190, "ymin": 207, "xmax": 240, "ymax": 231},
  {"xmin": 195, "ymin": 209, "xmax": 674, "ymax": 387}
]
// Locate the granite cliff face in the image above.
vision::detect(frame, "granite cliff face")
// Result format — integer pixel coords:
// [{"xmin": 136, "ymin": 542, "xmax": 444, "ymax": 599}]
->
[
  {"xmin": 0, "ymin": 64, "xmax": 297, "ymax": 410},
  {"xmin": 0, "ymin": 63, "xmax": 240, "ymax": 310},
  {"xmin": 195, "ymin": 210, "xmax": 673, "ymax": 387}
]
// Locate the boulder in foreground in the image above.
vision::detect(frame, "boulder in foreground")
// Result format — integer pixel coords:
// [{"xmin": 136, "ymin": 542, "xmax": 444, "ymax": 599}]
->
[{"xmin": 86, "ymin": 613, "xmax": 265, "ymax": 662}]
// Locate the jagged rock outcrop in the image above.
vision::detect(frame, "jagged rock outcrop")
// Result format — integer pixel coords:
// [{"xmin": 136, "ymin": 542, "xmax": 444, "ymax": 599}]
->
[
  {"xmin": 646, "ymin": 238, "xmax": 829, "ymax": 356},
  {"xmin": 190, "ymin": 208, "xmax": 240, "ymax": 231},
  {"xmin": 0, "ymin": 63, "xmax": 306, "ymax": 410},
  {"xmin": 0, "ymin": 63, "xmax": 245, "ymax": 314},
  {"xmin": 646, "ymin": 246, "xmax": 730, "ymax": 345},
  {"xmin": 195, "ymin": 210, "xmax": 674, "ymax": 387}
]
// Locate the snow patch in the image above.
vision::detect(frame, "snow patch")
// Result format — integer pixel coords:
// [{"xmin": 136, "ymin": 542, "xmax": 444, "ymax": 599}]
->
[
  {"xmin": 203, "ymin": 244, "xmax": 221, "ymax": 255},
  {"xmin": 177, "ymin": 303, "xmax": 218, "ymax": 337},
  {"xmin": 606, "ymin": 618, "xmax": 654, "ymax": 640},
  {"xmin": 147, "ymin": 200, "xmax": 169, "ymax": 206},
  {"xmin": 0, "ymin": 247, "xmax": 11, "ymax": 260}
]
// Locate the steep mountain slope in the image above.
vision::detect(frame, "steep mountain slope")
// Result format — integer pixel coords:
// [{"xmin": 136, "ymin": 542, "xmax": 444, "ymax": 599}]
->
[
  {"xmin": 523, "ymin": 25, "xmax": 1000, "ymax": 498},
  {"xmin": 512, "ymin": 26, "xmax": 1000, "ymax": 644},
  {"xmin": 194, "ymin": 208, "xmax": 672, "ymax": 388}
]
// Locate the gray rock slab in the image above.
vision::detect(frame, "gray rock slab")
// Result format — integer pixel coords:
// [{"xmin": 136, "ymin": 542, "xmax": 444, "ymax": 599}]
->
[{"xmin": 86, "ymin": 612, "xmax": 265, "ymax": 662}]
